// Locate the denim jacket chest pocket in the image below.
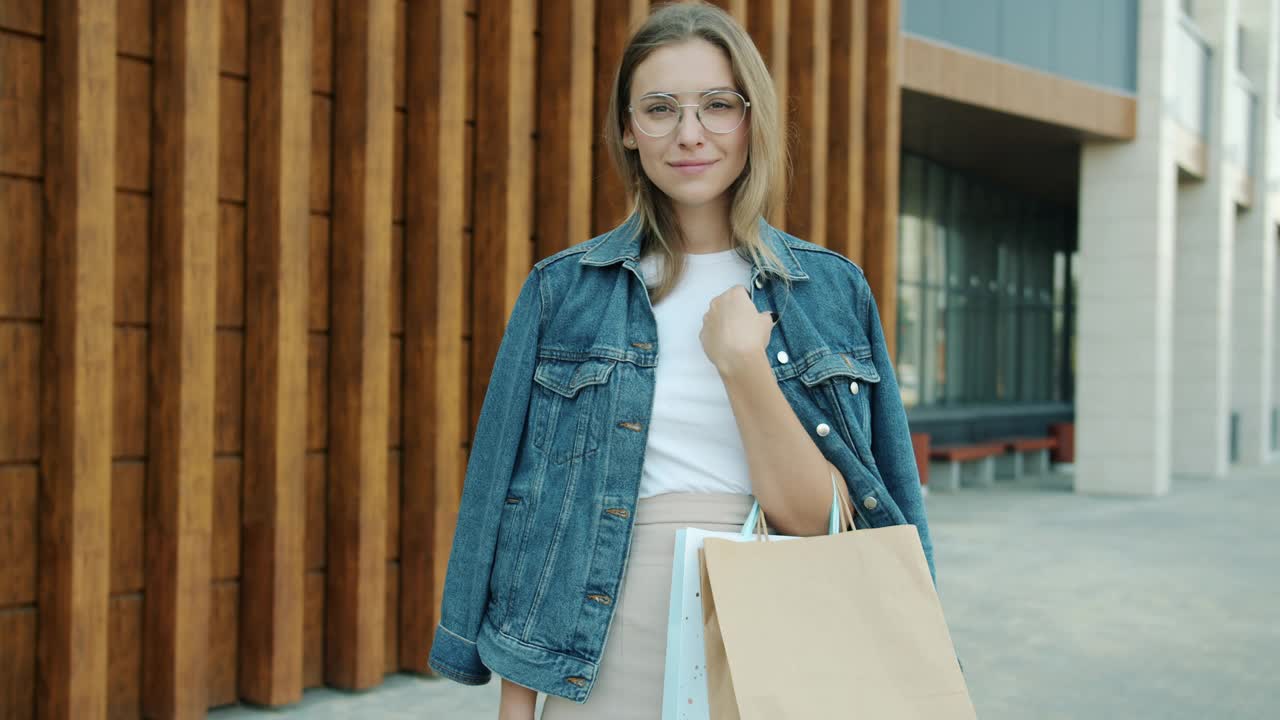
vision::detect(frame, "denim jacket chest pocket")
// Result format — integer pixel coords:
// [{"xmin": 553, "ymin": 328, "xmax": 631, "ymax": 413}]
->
[
  {"xmin": 531, "ymin": 354, "xmax": 618, "ymax": 464},
  {"xmin": 796, "ymin": 349, "xmax": 881, "ymax": 463}
]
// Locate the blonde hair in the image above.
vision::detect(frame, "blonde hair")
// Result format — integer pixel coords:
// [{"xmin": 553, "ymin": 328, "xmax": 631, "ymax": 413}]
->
[{"xmin": 604, "ymin": 2, "xmax": 790, "ymax": 303}]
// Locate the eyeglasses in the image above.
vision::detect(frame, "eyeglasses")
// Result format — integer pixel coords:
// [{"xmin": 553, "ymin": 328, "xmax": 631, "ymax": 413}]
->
[{"xmin": 627, "ymin": 90, "xmax": 751, "ymax": 138}]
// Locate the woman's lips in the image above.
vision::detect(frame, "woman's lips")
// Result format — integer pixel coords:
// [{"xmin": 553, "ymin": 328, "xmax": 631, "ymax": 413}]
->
[{"xmin": 668, "ymin": 159, "xmax": 718, "ymax": 176}]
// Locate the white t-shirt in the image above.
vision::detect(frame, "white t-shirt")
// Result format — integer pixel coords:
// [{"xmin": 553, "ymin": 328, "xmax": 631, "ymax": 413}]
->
[{"xmin": 636, "ymin": 249, "xmax": 755, "ymax": 499}]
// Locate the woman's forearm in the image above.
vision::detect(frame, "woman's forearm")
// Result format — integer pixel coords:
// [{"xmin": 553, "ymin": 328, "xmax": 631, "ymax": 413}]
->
[
  {"xmin": 499, "ymin": 678, "xmax": 537, "ymax": 720},
  {"xmin": 718, "ymin": 352, "xmax": 842, "ymax": 536}
]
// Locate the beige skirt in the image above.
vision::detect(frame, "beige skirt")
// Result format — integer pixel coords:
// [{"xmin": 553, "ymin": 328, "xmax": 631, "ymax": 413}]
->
[{"xmin": 540, "ymin": 492, "xmax": 754, "ymax": 720}]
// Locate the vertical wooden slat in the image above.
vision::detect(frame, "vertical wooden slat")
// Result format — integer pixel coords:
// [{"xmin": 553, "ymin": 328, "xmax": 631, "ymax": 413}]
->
[
  {"xmin": 826, "ymin": 0, "xmax": 866, "ymax": 263},
  {"xmin": 240, "ymin": 0, "xmax": 311, "ymax": 705},
  {"xmin": 401, "ymin": 0, "xmax": 467, "ymax": 671},
  {"xmin": 591, "ymin": 0, "xmax": 647, "ymax": 236},
  {"xmin": 745, "ymin": 0, "xmax": 788, "ymax": 227},
  {"xmin": 326, "ymin": 0, "xmax": 394, "ymax": 690},
  {"xmin": 785, "ymin": 0, "xmax": 830, "ymax": 244},
  {"xmin": 471, "ymin": 0, "xmax": 536, "ymax": 431},
  {"xmin": 536, "ymin": 0, "xmax": 595, "ymax": 259},
  {"xmin": 144, "ymin": 1, "xmax": 219, "ymax": 717},
  {"xmin": 704, "ymin": 0, "xmax": 746, "ymax": 22},
  {"xmin": 864, "ymin": 0, "xmax": 900, "ymax": 353},
  {"xmin": 39, "ymin": 1, "xmax": 115, "ymax": 718}
]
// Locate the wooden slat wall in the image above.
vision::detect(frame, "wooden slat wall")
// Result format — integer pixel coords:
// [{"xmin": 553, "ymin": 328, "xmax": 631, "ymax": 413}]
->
[{"xmin": 0, "ymin": 1, "xmax": 903, "ymax": 716}]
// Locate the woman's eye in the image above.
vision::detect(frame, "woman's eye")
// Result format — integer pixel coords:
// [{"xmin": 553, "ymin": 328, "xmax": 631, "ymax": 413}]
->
[
  {"xmin": 707, "ymin": 101, "xmax": 730, "ymax": 110},
  {"xmin": 645, "ymin": 105, "xmax": 673, "ymax": 114}
]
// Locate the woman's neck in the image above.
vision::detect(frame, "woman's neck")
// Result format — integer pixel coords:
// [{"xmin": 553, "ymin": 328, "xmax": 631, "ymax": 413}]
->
[{"xmin": 673, "ymin": 195, "xmax": 733, "ymax": 254}]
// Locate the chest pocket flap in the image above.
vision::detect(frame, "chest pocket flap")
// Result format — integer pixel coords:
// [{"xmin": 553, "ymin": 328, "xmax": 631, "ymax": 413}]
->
[
  {"xmin": 533, "ymin": 356, "xmax": 617, "ymax": 398},
  {"xmin": 797, "ymin": 350, "xmax": 880, "ymax": 387}
]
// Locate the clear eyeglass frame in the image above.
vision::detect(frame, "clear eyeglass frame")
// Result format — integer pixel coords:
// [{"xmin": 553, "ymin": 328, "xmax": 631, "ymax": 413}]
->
[{"xmin": 627, "ymin": 89, "xmax": 751, "ymax": 138}]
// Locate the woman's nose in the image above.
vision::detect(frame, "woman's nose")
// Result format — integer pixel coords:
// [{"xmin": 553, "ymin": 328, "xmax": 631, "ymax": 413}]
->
[{"xmin": 676, "ymin": 109, "xmax": 704, "ymax": 147}]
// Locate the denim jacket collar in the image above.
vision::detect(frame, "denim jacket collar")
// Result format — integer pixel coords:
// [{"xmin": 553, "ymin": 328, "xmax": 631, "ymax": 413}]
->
[{"xmin": 579, "ymin": 212, "xmax": 810, "ymax": 281}]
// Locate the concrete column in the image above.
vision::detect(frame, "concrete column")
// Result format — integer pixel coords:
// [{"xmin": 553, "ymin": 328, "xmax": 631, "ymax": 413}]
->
[
  {"xmin": 1171, "ymin": 0, "xmax": 1238, "ymax": 478},
  {"xmin": 1075, "ymin": 0, "xmax": 1181, "ymax": 496},
  {"xmin": 1233, "ymin": 0, "xmax": 1280, "ymax": 466}
]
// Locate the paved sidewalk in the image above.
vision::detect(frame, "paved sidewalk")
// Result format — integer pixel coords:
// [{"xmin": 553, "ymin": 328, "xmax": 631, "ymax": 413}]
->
[{"xmin": 211, "ymin": 464, "xmax": 1280, "ymax": 719}]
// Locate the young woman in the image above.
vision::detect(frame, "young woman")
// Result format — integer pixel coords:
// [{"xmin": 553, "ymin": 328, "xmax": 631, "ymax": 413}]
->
[{"xmin": 428, "ymin": 4, "xmax": 934, "ymax": 719}]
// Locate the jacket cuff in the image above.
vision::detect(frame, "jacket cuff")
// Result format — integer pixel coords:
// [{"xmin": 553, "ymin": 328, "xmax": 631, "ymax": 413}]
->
[{"xmin": 427, "ymin": 624, "xmax": 492, "ymax": 686}]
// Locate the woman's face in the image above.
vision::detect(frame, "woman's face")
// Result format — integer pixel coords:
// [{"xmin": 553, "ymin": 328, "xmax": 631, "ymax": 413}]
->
[{"xmin": 622, "ymin": 39, "xmax": 750, "ymax": 211}]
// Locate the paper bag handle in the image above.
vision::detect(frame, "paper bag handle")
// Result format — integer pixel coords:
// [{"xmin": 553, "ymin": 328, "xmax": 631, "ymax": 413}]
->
[{"xmin": 739, "ymin": 472, "xmax": 856, "ymax": 539}]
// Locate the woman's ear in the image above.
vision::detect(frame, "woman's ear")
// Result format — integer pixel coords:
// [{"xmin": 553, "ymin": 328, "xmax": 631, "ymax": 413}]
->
[{"xmin": 622, "ymin": 127, "xmax": 636, "ymax": 149}]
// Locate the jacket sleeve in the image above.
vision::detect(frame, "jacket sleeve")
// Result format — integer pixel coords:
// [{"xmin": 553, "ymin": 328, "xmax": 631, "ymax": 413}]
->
[
  {"xmin": 862, "ymin": 277, "xmax": 937, "ymax": 584},
  {"xmin": 428, "ymin": 269, "xmax": 543, "ymax": 685}
]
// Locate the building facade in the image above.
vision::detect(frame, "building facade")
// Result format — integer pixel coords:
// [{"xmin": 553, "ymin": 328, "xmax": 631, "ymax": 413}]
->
[{"xmin": 897, "ymin": 0, "xmax": 1280, "ymax": 493}]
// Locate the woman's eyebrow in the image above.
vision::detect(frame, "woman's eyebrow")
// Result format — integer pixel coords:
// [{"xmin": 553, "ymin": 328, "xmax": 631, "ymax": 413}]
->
[{"xmin": 637, "ymin": 86, "xmax": 737, "ymax": 97}]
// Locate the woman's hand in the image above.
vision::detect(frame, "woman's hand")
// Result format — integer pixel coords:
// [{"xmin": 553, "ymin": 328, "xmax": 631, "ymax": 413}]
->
[
  {"xmin": 498, "ymin": 678, "xmax": 537, "ymax": 720},
  {"xmin": 699, "ymin": 285, "xmax": 776, "ymax": 379}
]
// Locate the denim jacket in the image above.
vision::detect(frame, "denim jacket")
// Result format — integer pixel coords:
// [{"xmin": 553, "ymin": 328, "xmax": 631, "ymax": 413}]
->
[{"xmin": 427, "ymin": 215, "xmax": 934, "ymax": 702}]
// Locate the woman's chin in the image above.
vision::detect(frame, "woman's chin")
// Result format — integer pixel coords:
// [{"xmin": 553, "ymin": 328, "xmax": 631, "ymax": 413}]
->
[{"xmin": 656, "ymin": 181, "xmax": 731, "ymax": 209}]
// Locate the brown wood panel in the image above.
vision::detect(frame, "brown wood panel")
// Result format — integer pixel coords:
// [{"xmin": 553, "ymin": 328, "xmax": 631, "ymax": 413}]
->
[
  {"xmin": 591, "ymin": 0, "xmax": 647, "ymax": 236},
  {"xmin": 0, "ymin": 323, "xmax": 39, "ymax": 463},
  {"xmin": 0, "ymin": 608, "xmax": 36, "ymax": 720},
  {"xmin": 219, "ymin": 76, "xmax": 247, "ymax": 202},
  {"xmin": 115, "ymin": 193, "xmax": 149, "ymax": 325},
  {"xmin": 109, "ymin": 462, "xmax": 145, "ymax": 594},
  {"xmin": 217, "ymin": 203, "xmax": 246, "ymax": 328},
  {"xmin": 746, "ymin": 0, "xmax": 788, "ymax": 157},
  {"xmin": 0, "ymin": 178, "xmax": 41, "ymax": 319},
  {"xmin": 208, "ymin": 583, "xmax": 239, "ymax": 708},
  {"xmin": 222, "ymin": 0, "xmax": 247, "ymax": 76},
  {"xmin": 117, "ymin": 58, "xmax": 151, "ymax": 192},
  {"xmin": 39, "ymin": 4, "xmax": 116, "ymax": 717},
  {"xmin": 0, "ymin": 3, "xmax": 42, "ymax": 34},
  {"xmin": 311, "ymin": 96, "xmax": 333, "ymax": 213},
  {"xmin": 215, "ymin": 331, "xmax": 244, "ymax": 454},
  {"xmin": 118, "ymin": 0, "xmax": 152, "ymax": 58},
  {"xmin": 212, "ymin": 457, "xmax": 241, "ymax": 581},
  {"xmin": 394, "ymin": 2, "xmax": 406, "ymax": 109},
  {"xmin": 392, "ymin": 113, "xmax": 405, "ymax": 223},
  {"xmin": 326, "ymin": 0, "xmax": 395, "ymax": 689},
  {"xmin": 401, "ymin": 24, "xmax": 467, "ymax": 653},
  {"xmin": 0, "ymin": 33, "xmax": 42, "ymax": 176},
  {"xmin": 535, "ymin": 0, "xmax": 594, "ymax": 260},
  {"xmin": 144, "ymin": 3, "xmax": 220, "ymax": 714},
  {"xmin": 388, "ymin": 336, "xmax": 402, "ymax": 447},
  {"xmin": 113, "ymin": 327, "xmax": 147, "ymax": 459},
  {"xmin": 863, "ymin": 0, "xmax": 900, "ymax": 355},
  {"xmin": 305, "ymin": 453, "xmax": 326, "ymax": 569},
  {"xmin": 386, "ymin": 450, "xmax": 400, "ymax": 560},
  {"xmin": 825, "ymin": 0, "xmax": 865, "ymax": 264},
  {"xmin": 383, "ymin": 562, "xmax": 398, "ymax": 674},
  {"xmin": 107, "ymin": 596, "xmax": 142, "ymax": 720},
  {"xmin": 785, "ymin": 0, "xmax": 829, "ymax": 245},
  {"xmin": 464, "ymin": 12, "xmax": 474, "ymax": 120},
  {"xmin": 313, "ymin": 0, "xmax": 334, "ymax": 94},
  {"xmin": 303, "ymin": 572, "xmax": 325, "ymax": 688},
  {"xmin": 309, "ymin": 217, "xmax": 331, "ymax": 331},
  {"xmin": 390, "ymin": 225, "xmax": 403, "ymax": 335},
  {"xmin": 307, "ymin": 335, "xmax": 328, "ymax": 450},
  {"xmin": 472, "ymin": 0, "xmax": 537, "ymax": 436},
  {"xmin": 240, "ymin": 0, "xmax": 312, "ymax": 703},
  {"xmin": 705, "ymin": 0, "xmax": 747, "ymax": 20},
  {"xmin": 0, "ymin": 466, "xmax": 37, "ymax": 607}
]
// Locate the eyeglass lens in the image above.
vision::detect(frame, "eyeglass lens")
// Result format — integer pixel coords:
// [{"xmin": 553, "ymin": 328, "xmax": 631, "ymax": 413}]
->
[{"xmin": 632, "ymin": 91, "xmax": 747, "ymax": 137}]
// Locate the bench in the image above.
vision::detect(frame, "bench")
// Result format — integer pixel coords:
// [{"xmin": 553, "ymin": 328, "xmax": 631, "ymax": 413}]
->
[
  {"xmin": 928, "ymin": 443, "xmax": 1006, "ymax": 492},
  {"xmin": 995, "ymin": 437, "xmax": 1059, "ymax": 479}
]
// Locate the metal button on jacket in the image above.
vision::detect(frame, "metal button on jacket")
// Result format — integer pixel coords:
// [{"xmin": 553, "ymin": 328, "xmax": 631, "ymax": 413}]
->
[
  {"xmin": 863, "ymin": 496, "xmax": 878, "ymax": 511},
  {"xmin": 754, "ymin": 276, "xmax": 764, "ymax": 289},
  {"xmin": 777, "ymin": 351, "xmax": 789, "ymax": 364},
  {"xmin": 816, "ymin": 423, "xmax": 831, "ymax": 437},
  {"xmin": 850, "ymin": 381, "xmax": 860, "ymax": 395}
]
